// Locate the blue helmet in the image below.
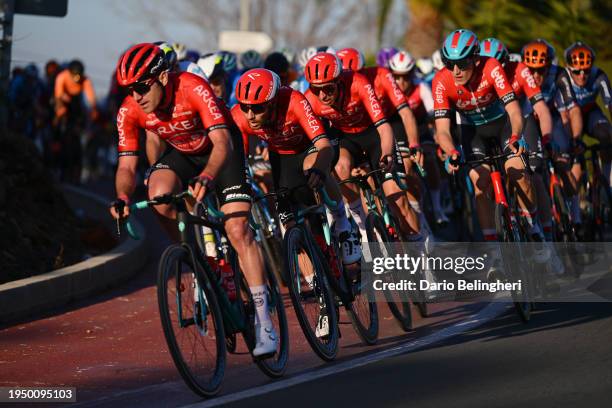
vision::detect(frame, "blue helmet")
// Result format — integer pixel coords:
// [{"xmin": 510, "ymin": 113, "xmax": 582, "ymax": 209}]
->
[
  {"xmin": 218, "ymin": 50, "xmax": 238, "ymax": 74},
  {"xmin": 442, "ymin": 29, "xmax": 479, "ymax": 61},
  {"xmin": 479, "ymin": 37, "xmax": 509, "ymax": 62}
]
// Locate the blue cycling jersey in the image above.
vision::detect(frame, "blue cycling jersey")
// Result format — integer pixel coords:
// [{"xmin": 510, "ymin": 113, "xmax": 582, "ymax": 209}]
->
[{"xmin": 566, "ymin": 66, "xmax": 612, "ymax": 112}]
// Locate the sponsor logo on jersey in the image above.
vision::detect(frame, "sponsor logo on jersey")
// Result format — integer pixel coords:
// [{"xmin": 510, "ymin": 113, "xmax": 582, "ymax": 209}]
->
[
  {"xmin": 155, "ymin": 117, "xmax": 201, "ymax": 135},
  {"xmin": 491, "ymin": 66, "xmax": 506, "ymax": 90},
  {"xmin": 365, "ymin": 84, "xmax": 382, "ymax": 117},
  {"xmin": 434, "ymin": 81, "xmax": 446, "ymax": 105},
  {"xmin": 117, "ymin": 107, "xmax": 128, "ymax": 146},
  {"xmin": 193, "ymin": 85, "xmax": 224, "ymax": 121},
  {"xmin": 456, "ymin": 93, "xmax": 494, "ymax": 110},
  {"xmin": 520, "ymin": 67, "xmax": 537, "ymax": 89},
  {"xmin": 300, "ymin": 99, "xmax": 321, "ymax": 133},
  {"xmin": 386, "ymin": 72, "xmax": 405, "ymax": 103}
]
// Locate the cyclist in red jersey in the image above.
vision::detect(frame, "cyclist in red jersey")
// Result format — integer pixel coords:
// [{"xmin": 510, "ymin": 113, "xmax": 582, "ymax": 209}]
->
[
  {"xmin": 389, "ymin": 50, "xmax": 450, "ymax": 226},
  {"xmin": 480, "ymin": 38, "xmax": 558, "ymax": 242},
  {"xmin": 434, "ymin": 30, "xmax": 544, "ymax": 246},
  {"xmin": 231, "ymin": 68, "xmax": 361, "ymax": 264},
  {"xmin": 304, "ymin": 52, "xmax": 423, "ymax": 243},
  {"xmin": 109, "ymin": 43, "xmax": 277, "ymax": 357},
  {"xmin": 336, "ymin": 48, "xmax": 431, "ymax": 238}
]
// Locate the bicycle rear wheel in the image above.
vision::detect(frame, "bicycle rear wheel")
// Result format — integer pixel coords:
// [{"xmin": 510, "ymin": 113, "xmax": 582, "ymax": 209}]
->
[
  {"xmin": 284, "ymin": 226, "xmax": 339, "ymax": 361},
  {"xmin": 494, "ymin": 204, "xmax": 531, "ymax": 323},
  {"xmin": 157, "ymin": 244, "xmax": 226, "ymax": 397},
  {"xmin": 365, "ymin": 212, "xmax": 412, "ymax": 331}
]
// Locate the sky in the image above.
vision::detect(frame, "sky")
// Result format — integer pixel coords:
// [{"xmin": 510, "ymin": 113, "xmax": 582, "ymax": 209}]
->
[{"xmin": 11, "ymin": 0, "xmax": 408, "ymax": 100}]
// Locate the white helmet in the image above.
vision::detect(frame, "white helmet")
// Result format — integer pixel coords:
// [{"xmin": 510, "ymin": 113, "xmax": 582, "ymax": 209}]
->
[
  {"xmin": 508, "ymin": 52, "xmax": 522, "ymax": 63},
  {"xmin": 197, "ymin": 53, "xmax": 225, "ymax": 79},
  {"xmin": 297, "ymin": 46, "xmax": 317, "ymax": 69},
  {"xmin": 416, "ymin": 58, "xmax": 434, "ymax": 75},
  {"xmin": 431, "ymin": 49, "xmax": 444, "ymax": 71},
  {"xmin": 172, "ymin": 42, "xmax": 187, "ymax": 61},
  {"xmin": 389, "ymin": 51, "xmax": 416, "ymax": 74},
  {"xmin": 178, "ymin": 60, "xmax": 206, "ymax": 79}
]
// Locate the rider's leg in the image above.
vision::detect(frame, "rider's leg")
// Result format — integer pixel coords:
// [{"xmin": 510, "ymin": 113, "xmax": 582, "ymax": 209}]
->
[
  {"xmin": 505, "ymin": 156, "xmax": 542, "ymax": 237},
  {"xmin": 147, "ymin": 168, "xmax": 182, "ymax": 243},
  {"xmin": 593, "ymin": 121, "xmax": 612, "ymax": 188},
  {"xmin": 469, "ymin": 165, "xmax": 496, "ymax": 241},
  {"xmin": 382, "ymin": 178, "xmax": 421, "ymax": 238},
  {"xmin": 423, "ymin": 143, "xmax": 446, "ymax": 222},
  {"xmin": 335, "ymin": 147, "xmax": 367, "ymax": 237}
]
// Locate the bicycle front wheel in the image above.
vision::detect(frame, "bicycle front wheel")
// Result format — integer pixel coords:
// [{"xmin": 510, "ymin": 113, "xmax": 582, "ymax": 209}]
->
[
  {"xmin": 284, "ymin": 226, "xmax": 339, "ymax": 361},
  {"xmin": 157, "ymin": 244, "xmax": 226, "ymax": 397}
]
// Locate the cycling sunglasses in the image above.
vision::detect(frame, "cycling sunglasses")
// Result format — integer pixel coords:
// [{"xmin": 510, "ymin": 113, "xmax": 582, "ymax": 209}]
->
[
  {"xmin": 127, "ymin": 78, "xmax": 156, "ymax": 96},
  {"xmin": 239, "ymin": 103, "xmax": 268, "ymax": 114},
  {"xmin": 570, "ymin": 68, "xmax": 591, "ymax": 76},
  {"xmin": 442, "ymin": 56, "xmax": 474, "ymax": 71},
  {"xmin": 392, "ymin": 70, "xmax": 415, "ymax": 81},
  {"xmin": 529, "ymin": 66, "xmax": 548, "ymax": 75},
  {"xmin": 310, "ymin": 83, "xmax": 338, "ymax": 95}
]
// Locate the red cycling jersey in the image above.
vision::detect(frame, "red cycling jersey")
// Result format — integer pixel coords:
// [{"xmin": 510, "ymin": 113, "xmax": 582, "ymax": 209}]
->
[
  {"xmin": 116, "ymin": 72, "xmax": 231, "ymax": 156},
  {"xmin": 432, "ymin": 56, "xmax": 516, "ymax": 125},
  {"xmin": 231, "ymin": 87, "xmax": 326, "ymax": 155},
  {"xmin": 405, "ymin": 82, "xmax": 434, "ymax": 123},
  {"xmin": 360, "ymin": 66, "xmax": 408, "ymax": 117},
  {"xmin": 504, "ymin": 61, "xmax": 544, "ymax": 106},
  {"xmin": 305, "ymin": 70, "xmax": 387, "ymax": 134}
]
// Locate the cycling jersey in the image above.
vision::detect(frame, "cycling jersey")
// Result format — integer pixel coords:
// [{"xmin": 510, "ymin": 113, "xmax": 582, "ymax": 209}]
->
[
  {"xmin": 360, "ymin": 66, "xmax": 408, "ymax": 117},
  {"xmin": 305, "ymin": 70, "xmax": 387, "ymax": 134},
  {"xmin": 231, "ymin": 87, "xmax": 327, "ymax": 155},
  {"xmin": 432, "ymin": 57, "xmax": 516, "ymax": 126},
  {"xmin": 504, "ymin": 61, "xmax": 543, "ymax": 107},
  {"xmin": 116, "ymin": 72, "xmax": 230, "ymax": 157},
  {"xmin": 405, "ymin": 80, "xmax": 434, "ymax": 123},
  {"xmin": 54, "ymin": 69, "xmax": 96, "ymax": 116},
  {"xmin": 565, "ymin": 66, "xmax": 612, "ymax": 113},
  {"xmin": 523, "ymin": 64, "xmax": 577, "ymax": 115}
]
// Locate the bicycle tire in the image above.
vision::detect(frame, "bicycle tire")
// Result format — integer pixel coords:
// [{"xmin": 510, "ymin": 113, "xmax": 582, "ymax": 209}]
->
[
  {"xmin": 283, "ymin": 226, "xmax": 339, "ymax": 361},
  {"xmin": 365, "ymin": 212, "xmax": 412, "ymax": 331},
  {"xmin": 157, "ymin": 244, "xmax": 226, "ymax": 397},
  {"xmin": 494, "ymin": 203, "xmax": 531, "ymax": 323},
  {"xmin": 552, "ymin": 184, "xmax": 575, "ymax": 243}
]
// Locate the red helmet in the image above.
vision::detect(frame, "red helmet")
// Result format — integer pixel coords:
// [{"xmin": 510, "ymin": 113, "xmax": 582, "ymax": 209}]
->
[
  {"xmin": 116, "ymin": 43, "xmax": 167, "ymax": 86},
  {"xmin": 336, "ymin": 48, "xmax": 365, "ymax": 71},
  {"xmin": 304, "ymin": 52, "xmax": 342, "ymax": 85},
  {"xmin": 235, "ymin": 68, "xmax": 281, "ymax": 104}
]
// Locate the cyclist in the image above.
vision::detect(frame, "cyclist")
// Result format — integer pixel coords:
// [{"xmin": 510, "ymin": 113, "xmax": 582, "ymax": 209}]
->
[
  {"xmin": 109, "ymin": 43, "xmax": 277, "ymax": 357},
  {"xmin": 433, "ymin": 30, "xmax": 543, "ymax": 247},
  {"xmin": 480, "ymin": 38, "xmax": 556, "ymax": 241},
  {"xmin": 291, "ymin": 46, "xmax": 336, "ymax": 94},
  {"xmin": 389, "ymin": 50, "xmax": 450, "ymax": 225},
  {"xmin": 198, "ymin": 52, "xmax": 229, "ymax": 102},
  {"xmin": 54, "ymin": 59, "xmax": 98, "ymax": 182},
  {"xmin": 563, "ymin": 42, "xmax": 611, "ymax": 189},
  {"xmin": 336, "ymin": 47, "xmax": 432, "ymax": 242},
  {"xmin": 376, "ymin": 47, "xmax": 399, "ymax": 69},
  {"xmin": 522, "ymin": 39, "xmax": 584, "ymax": 232},
  {"xmin": 304, "ymin": 52, "xmax": 424, "ymax": 244}
]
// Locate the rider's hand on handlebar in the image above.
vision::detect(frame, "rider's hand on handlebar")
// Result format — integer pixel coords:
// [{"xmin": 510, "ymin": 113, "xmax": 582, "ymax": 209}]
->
[
  {"xmin": 409, "ymin": 144, "xmax": 424, "ymax": 168},
  {"xmin": 110, "ymin": 197, "xmax": 130, "ymax": 220},
  {"xmin": 444, "ymin": 149, "xmax": 461, "ymax": 174},
  {"xmin": 571, "ymin": 138, "xmax": 587, "ymax": 156},
  {"xmin": 189, "ymin": 173, "xmax": 214, "ymax": 202},
  {"xmin": 379, "ymin": 154, "xmax": 395, "ymax": 173},
  {"xmin": 304, "ymin": 167, "xmax": 326, "ymax": 189},
  {"xmin": 509, "ymin": 134, "xmax": 527, "ymax": 156}
]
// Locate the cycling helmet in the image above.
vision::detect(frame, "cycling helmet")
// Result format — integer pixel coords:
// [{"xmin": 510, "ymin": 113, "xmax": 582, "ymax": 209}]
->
[
  {"xmin": 185, "ymin": 49, "xmax": 200, "ymax": 63},
  {"xmin": 178, "ymin": 60, "xmax": 206, "ymax": 79},
  {"xmin": 264, "ymin": 52, "xmax": 290, "ymax": 76},
  {"xmin": 376, "ymin": 47, "xmax": 399, "ymax": 68},
  {"xmin": 240, "ymin": 49, "xmax": 263, "ymax": 70},
  {"xmin": 279, "ymin": 47, "xmax": 295, "ymax": 66},
  {"xmin": 431, "ymin": 49, "xmax": 444, "ymax": 71},
  {"xmin": 389, "ymin": 51, "xmax": 416, "ymax": 74},
  {"xmin": 197, "ymin": 53, "xmax": 226, "ymax": 80},
  {"xmin": 304, "ymin": 52, "xmax": 342, "ymax": 84},
  {"xmin": 416, "ymin": 58, "xmax": 434, "ymax": 76},
  {"xmin": 153, "ymin": 41, "xmax": 178, "ymax": 71},
  {"xmin": 297, "ymin": 46, "xmax": 317, "ymax": 69},
  {"xmin": 522, "ymin": 39, "xmax": 554, "ymax": 68},
  {"xmin": 508, "ymin": 53, "xmax": 522, "ymax": 63},
  {"xmin": 479, "ymin": 37, "xmax": 509, "ymax": 62},
  {"xmin": 218, "ymin": 50, "xmax": 238, "ymax": 73},
  {"xmin": 316, "ymin": 45, "xmax": 336, "ymax": 54},
  {"xmin": 442, "ymin": 29, "xmax": 479, "ymax": 61},
  {"xmin": 116, "ymin": 43, "xmax": 167, "ymax": 86},
  {"xmin": 24, "ymin": 63, "xmax": 39, "ymax": 78},
  {"xmin": 68, "ymin": 59, "xmax": 85, "ymax": 76},
  {"xmin": 336, "ymin": 48, "xmax": 365, "ymax": 71},
  {"xmin": 564, "ymin": 41, "xmax": 595, "ymax": 70},
  {"xmin": 172, "ymin": 42, "xmax": 187, "ymax": 61},
  {"xmin": 235, "ymin": 68, "xmax": 281, "ymax": 105}
]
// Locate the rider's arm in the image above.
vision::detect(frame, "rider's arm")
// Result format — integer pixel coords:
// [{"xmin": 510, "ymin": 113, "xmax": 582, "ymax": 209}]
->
[
  {"xmin": 355, "ymin": 73, "xmax": 393, "ymax": 157},
  {"xmin": 293, "ymin": 90, "xmax": 331, "ymax": 171},
  {"xmin": 434, "ymin": 118, "xmax": 456, "ymax": 155},
  {"xmin": 54, "ymin": 71, "xmax": 69, "ymax": 117},
  {"xmin": 594, "ymin": 70, "xmax": 612, "ymax": 117},
  {"xmin": 557, "ymin": 70, "xmax": 583, "ymax": 139},
  {"xmin": 398, "ymin": 107, "xmax": 419, "ymax": 146},
  {"xmin": 532, "ymin": 100, "xmax": 553, "ymax": 143},
  {"xmin": 505, "ymin": 100, "xmax": 524, "ymax": 138},
  {"xmin": 382, "ymin": 70, "xmax": 419, "ymax": 146},
  {"xmin": 145, "ymin": 130, "xmax": 164, "ymax": 166},
  {"xmin": 431, "ymin": 74, "xmax": 458, "ymax": 155},
  {"xmin": 83, "ymin": 78, "xmax": 97, "ymax": 115},
  {"xmin": 201, "ymin": 128, "xmax": 231, "ymax": 180},
  {"xmin": 115, "ymin": 155, "xmax": 139, "ymax": 202}
]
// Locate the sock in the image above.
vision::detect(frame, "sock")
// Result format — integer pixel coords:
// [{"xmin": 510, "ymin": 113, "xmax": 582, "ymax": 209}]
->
[
  {"xmin": 542, "ymin": 221, "xmax": 553, "ymax": 242},
  {"xmin": 520, "ymin": 207, "xmax": 542, "ymax": 236},
  {"xmin": 409, "ymin": 200, "xmax": 421, "ymax": 214},
  {"xmin": 251, "ymin": 285, "xmax": 271, "ymax": 327},
  {"xmin": 430, "ymin": 189, "xmax": 443, "ymax": 216},
  {"xmin": 331, "ymin": 200, "xmax": 351, "ymax": 235},
  {"xmin": 570, "ymin": 195, "xmax": 582, "ymax": 224},
  {"xmin": 349, "ymin": 200, "xmax": 367, "ymax": 238},
  {"xmin": 483, "ymin": 228, "xmax": 497, "ymax": 242}
]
